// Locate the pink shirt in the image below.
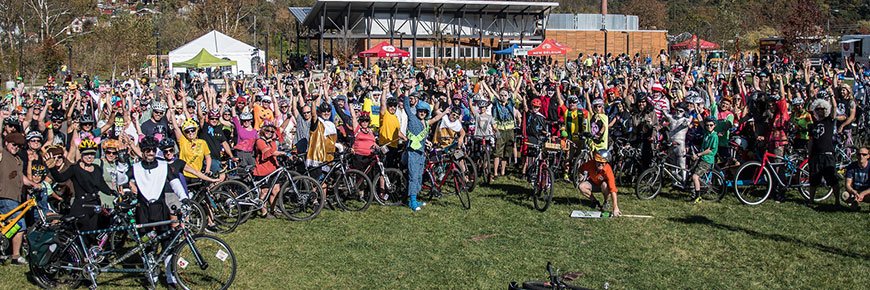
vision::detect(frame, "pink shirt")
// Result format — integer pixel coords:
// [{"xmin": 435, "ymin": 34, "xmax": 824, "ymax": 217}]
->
[{"xmin": 352, "ymin": 126, "xmax": 376, "ymax": 156}]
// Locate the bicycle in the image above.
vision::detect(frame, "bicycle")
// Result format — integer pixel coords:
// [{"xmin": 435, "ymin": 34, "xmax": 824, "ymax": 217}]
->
[
  {"xmin": 634, "ymin": 143, "xmax": 726, "ymax": 202},
  {"xmin": 187, "ymin": 178, "xmax": 242, "ymax": 234},
  {"xmin": 525, "ymin": 140, "xmax": 556, "ymax": 212},
  {"xmin": 29, "ymin": 203, "xmax": 237, "ymax": 290},
  {"xmin": 420, "ymin": 145, "xmax": 471, "ymax": 210},
  {"xmin": 569, "ymin": 133, "xmax": 595, "ymax": 189},
  {"xmin": 732, "ymin": 149, "xmax": 834, "ymax": 205},
  {"xmin": 469, "ymin": 135, "xmax": 495, "ymax": 185},
  {"xmin": 356, "ymin": 146, "xmax": 406, "ymax": 206},
  {"xmin": 509, "ymin": 262, "xmax": 590, "ymax": 290},
  {"xmin": 298, "ymin": 150, "xmax": 375, "ymax": 212},
  {"xmin": 610, "ymin": 137, "xmax": 641, "ymax": 186},
  {"xmin": 212, "ymin": 158, "xmax": 326, "ymax": 222}
]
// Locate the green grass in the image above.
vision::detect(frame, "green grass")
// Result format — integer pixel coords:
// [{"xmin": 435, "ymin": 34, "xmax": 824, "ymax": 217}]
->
[{"xmin": 2, "ymin": 177, "xmax": 868, "ymax": 289}]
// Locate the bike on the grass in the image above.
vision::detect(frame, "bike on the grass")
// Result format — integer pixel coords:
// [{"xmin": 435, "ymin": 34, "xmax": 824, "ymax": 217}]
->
[
  {"xmin": 186, "ymin": 178, "xmax": 242, "ymax": 234},
  {"xmin": 356, "ymin": 146, "xmax": 406, "ymax": 206},
  {"xmin": 468, "ymin": 135, "xmax": 495, "ymax": 185},
  {"xmin": 524, "ymin": 138, "xmax": 557, "ymax": 212},
  {"xmin": 569, "ymin": 133, "xmax": 595, "ymax": 189},
  {"xmin": 298, "ymin": 149, "xmax": 375, "ymax": 212},
  {"xmin": 610, "ymin": 136, "xmax": 642, "ymax": 187},
  {"xmin": 509, "ymin": 262, "xmax": 590, "ymax": 290},
  {"xmin": 732, "ymin": 149, "xmax": 834, "ymax": 205},
  {"xmin": 420, "ymin": 144, "xmax": 471, "ymax": 210},
  {"xmin": 634, "ymin": 142, "xmax": 727, "ymax": 201},
  {"xmin": 211, "ymin": 155, "xmax": 326, "ymax": 222},
  {"xmin": 28, "ymin": 199, "xmax": 237, "ymax": 290}
]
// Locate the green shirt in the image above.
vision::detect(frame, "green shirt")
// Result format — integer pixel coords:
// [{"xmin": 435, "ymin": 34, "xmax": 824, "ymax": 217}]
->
[{"xmin": 701, "ymin": 131, "xmax": 718, "ymax": 164}]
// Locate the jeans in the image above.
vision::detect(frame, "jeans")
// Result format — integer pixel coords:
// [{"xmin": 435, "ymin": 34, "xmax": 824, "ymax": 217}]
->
[
  {"xmin": 403, "ymin": 149, "xmax": 425, "ymax": 208},
  {"xmin": 0, "ymin": 198, "xmax": 26, "ymax": 231}
]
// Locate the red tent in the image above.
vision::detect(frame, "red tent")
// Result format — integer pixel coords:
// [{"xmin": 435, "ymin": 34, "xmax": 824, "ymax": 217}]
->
[
  {"xmin": 358, "ymin": 41, "xmax": 410, "ymax": 58},
  {"xmin": 527, "ymin": 39, "xmax": 570, "ymax": 56},
  {"xmin": 670, "ymin": 35, "xmax": 720, "ymax": 50}
]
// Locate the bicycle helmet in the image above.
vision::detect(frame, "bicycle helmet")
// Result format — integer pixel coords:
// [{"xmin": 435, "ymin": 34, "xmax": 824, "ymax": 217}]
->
[
  {"xmin": 791, "ymin": 97, "xmax": 804, "ymax": 106},
  {"xmin": 208, "ymin": 109, "xmax": 221, "ymax": 119},
  {"xmin": 416, "ymin": 101, "xmax": 431, "ymax": 113},
  {"xmin": 531, "ymin": 98, "xmax": 543, "ymax": 107},
  {"xmin": 593, "ymin": 150, "xmax": 610, "ymax": 163},
  {"xmin": 151, "ymin": 100, "xmax": 168, "ymax": 112},
  {"xmin": 358, "ymin": 111, "xmax": 371, "ymax": 122},
  {"xmin": 810, "ymin": 99, "xmax": 831, "ymax": 116},
  {"xmin": 261, "ymin": 121, "xmax": 276, "ymax": 129},
  {"xmin": 140, "ymin": 136, "xmax": 159, "ymax": 151},
  {"xmin": 567, "ymin": 95, "xmax": 579, "ymax": 104},
  {"xmin": 158, "ymin": 138, "xmax": 176, "ymax": 150},
  {"xmin": 50, "ymin": 112, "xmax": 65, "ymax": 121},
  {"xmin": 31, "ymin": 164, "xmax": 47, "ymax": 176},
  {"xmin": 79, "ymin": 114, "xmax": 95, "ymax": 125},
  {"xmin": 240, "ymin": 112, "xmax": 254, "ymax": 121},
  {"xmin": 186, "ymin": 100, "xmax": 197, "ymax": 108},
  {"xmin": 317, "ymin": 102, "xmax": 331, "ymax": 113},
  {"xmin": 79, "ymin": 139, "xmax": 99, "ymax": 154},
  {"xmin": 26, "ymin": 130, "xmax": 43, "ymax": 141},
  {"xmin": 181, "ymin": 118, "xmax": 199, "ymax": 131},
  {"xmin": 591, "ymin": 98, "xmax": 605, "ymax": 107},
  {"xmin": 386, "ymin": 97, "xmax": 399, "ymax": 107}
]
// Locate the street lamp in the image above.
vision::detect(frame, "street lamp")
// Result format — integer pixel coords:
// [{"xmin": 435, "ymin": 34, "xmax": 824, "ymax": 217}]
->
[
  {"xmin": 13, "ymin": 25, "xmax": 22, "ymax": 78},
  {"xmin": 153, "ymin": 21, "xmax": 160, "ymax": 78},
  {"xmin": 66, "ymin": 42, "xmax": 72, "ymax": 74}
]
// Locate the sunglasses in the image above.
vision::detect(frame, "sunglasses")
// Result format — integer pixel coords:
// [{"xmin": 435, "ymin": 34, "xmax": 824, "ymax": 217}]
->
[
  {"xmin": 860, "ymin": 153, "xmax": 869, "ymax": 157},
  {"xmin": 153, "ymin": 111, "xmax": 165, "ymax": 114},
  {"xmin": 184, "ymin": 129, "xmax": 197, "ymax": 134},
  {"xmin": 263, "ymin": 130, "xmax": 276, "ymax": 134},
  {"xmin": 29, "ymin": 139, "xmax": 42, "ymax": 143},
  {"xmin": 706, "ymin": 123, "xmax": 716, "ymax": 127},
  {"xmin": 163, "ymin": 149, "xmax": 175, "ymax": 154},
  {"xmin": 104, "ymin": 151, "xmax": 118, "ymax": 155},
  {"xmin": 209, "ymin": 117, "xmax": 219, "ymax": 121},
  {"xmin": 143, "ymin": 148, "xmax": 157, "ymax": 153}
]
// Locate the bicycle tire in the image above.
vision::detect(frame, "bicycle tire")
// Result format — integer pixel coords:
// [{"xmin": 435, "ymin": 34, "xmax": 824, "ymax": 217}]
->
[
  {"xmin": 171, "ymin": 234, "xmax": 237, "ymax": 290},
  {"xmin": 798, "ymin": 162, "xmax": 833, "ymax": 202},
  {"xmin": 333, "ymin": 169, "xmax": 374, "ymax": 211},
  {"xmin": 521, "ymin": 281, "xmax": 591, "ymax": 290},
  {"xmin": 634, "ymin": 167, "xmax": 663, "ymax": 200},
  {"xmin": 374, "ymin": 168, "xmax": 406, "ymax": 206},
  {"xmin": 279, "ymin": 175, "xmax": 326, "ymax": 221},
  {"xmin": 449, "ymin": 169, "xmax": 471, "ymax": 209},
  {"xmin": 533, "ymin": 163, "xmax": 554, "ymax": 212},
  {"xmin": 210, "ymin": 180, "xmax": 254, "ymax": 224},
  {"xmin": 616, "ymin": 157, "xmax": 640, "ymax": 186},
  {"xmin": 199, "ymin": 189, "xmax": 242, "ymax": 234},
  {"xmin": 30, "ymin": 235, "xmax": 85, "ymax": 289},
  {"xmin": 481, "ymin": 149, "xmax": 493, "ymax": 185},
  {"xmin": 733, "ymin": 161, "xmax": 772, "ymax": 205},
  {"xmin": 699, "ymin": 170, "xmax": 726, "ymax": 202},
  {"xmin": 181, "ymin": 201, "xmax": 206, "ymax": 236},
  {"xmin": 460, "ymin": 156, "xmax": 478, "ymax": 192},
  {"xmin": 571, "ymin": 154, "xmax": 590, "ymax": 189}
]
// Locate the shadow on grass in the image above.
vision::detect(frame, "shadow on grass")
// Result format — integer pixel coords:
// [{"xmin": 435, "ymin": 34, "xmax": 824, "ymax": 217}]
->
[{"xmin": 670, "ymin": 215, "xmax": 870, "ymax": 260}]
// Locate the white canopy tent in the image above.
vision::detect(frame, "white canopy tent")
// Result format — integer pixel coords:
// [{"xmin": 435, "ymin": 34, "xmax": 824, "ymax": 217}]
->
[{"xmin": 168, "ymin": 30, "xmax": 264, "ymax": 75}]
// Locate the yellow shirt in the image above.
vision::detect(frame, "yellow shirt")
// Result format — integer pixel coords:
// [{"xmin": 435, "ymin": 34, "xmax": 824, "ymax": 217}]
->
[
  {"xmin": 379, "ymin": 109, "xmax": 400, "ymax": 148},
  {"xmin": 178, "ymin": 137, "xmax": 210, "ymax": 179},
  {"xmin": 363, "ymin": 98, "xmax": 380, "ymax": 127},
  {"xmin": 253, "ymin": 105, "xmax": 274, "ymax": 130}
]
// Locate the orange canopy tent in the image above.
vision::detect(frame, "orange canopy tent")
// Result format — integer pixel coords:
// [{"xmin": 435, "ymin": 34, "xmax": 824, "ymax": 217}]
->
[
  {"xmin": 670, "ymin": 35, "xmax": 720, "ymax": 50},
  {"xmin": 358, "ymin": 41, "xmax": 410, "ymax": 58},
  {"xmin": 527, "ymin": 39, "xmax": 570, "ymax": 56}
]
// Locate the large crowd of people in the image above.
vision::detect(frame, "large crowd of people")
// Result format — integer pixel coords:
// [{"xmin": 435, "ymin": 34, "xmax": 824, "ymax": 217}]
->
[{"xmin": 0, "ymin": 51, "xmax": 868, "ymax": 277}]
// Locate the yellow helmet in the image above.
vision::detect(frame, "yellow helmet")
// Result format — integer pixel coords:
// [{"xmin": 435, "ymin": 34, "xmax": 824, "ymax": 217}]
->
[
  {"xmin": 79, "ymin": 139, "xmax": 98, "ymax": 154},
  {"xmin": 181, "ymin": 118, "xmax": 199, "ymax": 131},
  {"xmin": 31, "ymin": 164, "xmax": 47, "ymax": 176},
  {"xmin": 102, "ymin": 139, "xmax": 121, "ymax": 149}
]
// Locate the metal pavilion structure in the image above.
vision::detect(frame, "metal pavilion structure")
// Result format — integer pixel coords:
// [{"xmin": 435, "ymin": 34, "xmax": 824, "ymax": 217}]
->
[{"xmin": 289, "ymin": 0, "xmax": 559, "ymax": 66}]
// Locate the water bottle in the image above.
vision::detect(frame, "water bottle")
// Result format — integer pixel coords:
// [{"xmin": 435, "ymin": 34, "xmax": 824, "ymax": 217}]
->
[
  {"xmin": 604, "ymin": 282, "xmax": 610, "ymax": 289},
  {"xmin": 601, "ymin": 211, "xmax": 612, "ymax": 218},
  {"xmin": 141, "ymin": 231, "xmax": 157, "ymax": 243},
  {"xmin": 4, "ymin": 224, "xmax": 20, "ymax": 238}
]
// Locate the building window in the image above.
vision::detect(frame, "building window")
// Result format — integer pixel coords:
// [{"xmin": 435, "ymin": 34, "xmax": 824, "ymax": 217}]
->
[
  {"xmin": 439, "ymin": 47, "xmax": 453, "ymax": 58},
  {"xmin": 459, "ymin": 47, "xmax": 474, "ymax": 57},
  {"xmin": 479, "ymin": 47, "xmax": 491, "ymax": 58},
  {"xmin": 415, "ymin": 47, "xmax": 432, "ymax": 58}
]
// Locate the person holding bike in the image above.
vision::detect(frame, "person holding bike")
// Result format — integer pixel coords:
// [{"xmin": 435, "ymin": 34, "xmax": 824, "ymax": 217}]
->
[
  {"xmin": 523, "ymin": 98, "xmax": 547, "ymax": 176},
  {"xmin": 577, "ymin": 150, "xmax": 621, "ymax": 217},
  {"xmin": 689, "ymin": 117, "xmax": 719, "ymax": 203},
  {"xmin": 47, "ymin": 139, "xmax": 114, "ymax": 232},
  {"xmin": 0, "ymin": 133, "xmax": 37, "ymax": 265},
  {"xmin": 403, "ymin": 98, "xmax": 444, "ymax": 212},
  {"xmin": 253, "ymin": 122, "xmax": 285, "ymax": 218}
]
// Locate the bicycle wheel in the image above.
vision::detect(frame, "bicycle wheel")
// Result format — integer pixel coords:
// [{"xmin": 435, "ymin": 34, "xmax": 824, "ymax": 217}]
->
[
  {"xmin": 699, "ymin": 170, "xmax": 726, "ymax": 202},
  {"xmin": 374, "ymin": 168, "xmax": 406, "ymax": 206},
  {"xmin": 533, "ymin": 163, "xmax": 554, "ymax": 212},
  {"xmin": 571, "ymin": 154, "xmax": 589, "ymax": 188},
  {"xmin": 733, "ymin": 161, "xmax": 772, "ymax": 205},
  {"xmin": 279, "ymin": 175, "xmax": 326, "ymax": 221},
  {"xmin": 522, "ymin": 281, "xmax": 591, "ymax": 290},
  {"xmin": 334, "ymin": 169, "xmax": 374, "ymax": 211},
  {"xmin": 210, "ymin": 180, "xmax": 254, "ymax": 223},
  {"xmin": 30, "ymin": 237, "xmax": 84, "ymax": 289},
  {"xmin": 481, "ymin": 150, "xmax": 493, "ymax": 185},
  {"xmin": 181, "ymin": 201, "xmax": 206, "ymax": 236},
  {"xmin": 199, "ymin": 190, "xmax": 242, "ymax": 234},
  {"xmin": 798, "ymin": 162, "xmax": 833, "ymax": 202},
  {"xmin": 445, "ymin": 169, "xmax": 471, "ymax": 209},
  {"xmin": 460, "ymin": 156, "xmax": 478, "ymax": 192},
  {"xmin": 616, "ymin": 158, "xmax": 640, "ymax": 186},
  {"xmin": 171, "ymin": 234, "xmax": 237, "ymax": 290},
  {"xmin": 634, "ymin": 167, "xmax": 662, "ymax": 200}
]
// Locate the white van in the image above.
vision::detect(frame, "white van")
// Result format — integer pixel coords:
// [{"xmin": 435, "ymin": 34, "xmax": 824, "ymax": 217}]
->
[{"xmin": 841, "ymin": 35, "xmax": 870, "ymax": 66}]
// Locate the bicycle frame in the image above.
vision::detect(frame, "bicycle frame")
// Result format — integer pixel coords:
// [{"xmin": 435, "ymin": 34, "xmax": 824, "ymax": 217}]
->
[
  {"xmin": 750, "ymin": 151, "xmax": 807, "ymax": 189},
  {"xmin": 422, "ymin": 151, "xmax": 460, "ymax": 192},
  {"xmin": 0, "ymin": 198, "xmax": 38, "ymax": 235}
]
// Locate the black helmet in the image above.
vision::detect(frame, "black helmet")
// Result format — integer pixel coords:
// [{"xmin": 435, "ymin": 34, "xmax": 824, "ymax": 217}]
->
[
  {"xmin": 386, "ymin": 97, "xmax": 398, "ymax": 107},
  {"xmin": 140, "ymin": 136, "xmax": 160, "ymax": 151},
  {"xmin": 79, "ymin": 114, "xmax": 95, "ymax": 124},
  {"xmin": 4, "ymin": 116, "xmax": 20, "ymax": 126},
  {"xmin": 158, "ymin": 138, "xmax": 176, "ymax": 150},
  {"xmin": 50, "ymin": 112, "xmax": 65, "ymax": 121}
]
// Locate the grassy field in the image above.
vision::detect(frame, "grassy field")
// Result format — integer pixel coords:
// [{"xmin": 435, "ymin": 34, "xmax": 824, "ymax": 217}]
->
[{"xmin": 1, "ymin": 177, "xmax": 868, "ymax": 289}]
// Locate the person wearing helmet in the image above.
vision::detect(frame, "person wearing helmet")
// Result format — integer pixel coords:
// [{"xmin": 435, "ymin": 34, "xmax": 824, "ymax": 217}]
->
[
  {"xmin": 523, "ymin": 98, "xmax": 547, "ymax": 175},
  {"xmin": 689, "ymin": 117, "xmax": 720, "ymax": 203},
  {"xmin": 141, "ymin": 101, "xmax": 171, "ymax": 141},
  {"xmin": 170, "ymin": 117, "xmax": 212, "ymax": 180},
  {"xmin": 3, "ymin": 115, "xmax": 21, "ymax": 137},
  {"xmin": 807, "ymin": 97, "xmax": 840, "ymax": 206},
  {"xmin": 711, "ymin": 97, "xmax": 736, "ymax": 164},
  {"xmin": 791, "ymin": 96, "xmax": 812, "ymax": 152},
  {"xmin": 47, "ymin": 112, "xmax": 67, "ymax": 146},
  {"xmin": 433, "ymin": 106, "xmax": 465, "ymax": 149},
  {"xmin": 92, "ymin": 139, "xmax": 128, "ymax": 210},
  {"xmin": 306, "ymin": 99, "xmax": 341, "ymax": 181},
  {"xmin": 200, "ymin": 109, "xmax": 235, "ymax": 174},
  {"xmin": 0, "ymin": 132, "xmax": 38, "ymax": 264},
  {"xmin": 483, "ymin": 85, "xmax": 519, "ymax": 179},
  {"xmin": 25, "ymin": 130, "xmax": 45, "ymax": 168},
  {"xmin": 254, "ymin": 95, "xmax": 275, "ymax": 130},
  {"xmin": 577, "ymin": 150, "xmax": 620, "ymax": 217},
  {"xmin": 253, "ymin": 121, "xmax": 284, "ymax": 218},
  {"xmin": 403, "ymin": 95, "xmax": 445, "ymax": 212},
  {"xmin": 29, "ymin": 163, "xmax": 59, "ymax": 220},
  {"xmin": 586, "ymin": 98, "xmax": 609, "ymax": 151},
  {"xmin": 378, "ymin": 79, "xmax": 403, "ymax": 168},
  {"xmin": 46, "ymin": 137, "xmax": 114, "ymax": 232},
  {"xmin": 233, "ymin": 111, "xmax": 259, "ymax": 168},
  {"xmin": 362, "ymin": 89, "xmax": 382, "ymax": 128},
  {"xmin": 663, "ymin": 102, "xmax": 691, "ymax": 179}
]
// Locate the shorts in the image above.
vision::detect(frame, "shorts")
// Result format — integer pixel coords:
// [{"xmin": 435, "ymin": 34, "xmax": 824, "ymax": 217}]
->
[
  {"xmin": 495, "ymin": 130, "xmax": 515, "ymax": 159},
  {"xmin": 692, "ymin": 161, "xmax": 712, "ymax": 176},
  {"xmin": 253, "ymin": 175, "xmax": 274, "ymax": 189},
  {"xmin": 0, "ymin": 198, "xmax": 26, "ymax": 231},
  {"xmin": 809, "ymin": 153, "xmax": 837, "ymax": 187},
  {"xmin": 351, "ymin": 154, "xmax": 374, "ymax": 171},
  {"xmin": 164, "ymin": 192, "xmax": 182, "ymax": 212}
]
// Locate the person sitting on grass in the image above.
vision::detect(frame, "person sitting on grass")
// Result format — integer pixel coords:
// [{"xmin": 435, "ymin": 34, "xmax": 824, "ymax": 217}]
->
[
  {"xmin": 845, "ymin": 146, "xmax": 870, "ymax": 209},
  {"xmin": 577, "ymin": 150, "xmax": 620, "ymax": 217},
  {"xmin": 689, "ymin": 117, "xmax": 719, "ymax": 203}
]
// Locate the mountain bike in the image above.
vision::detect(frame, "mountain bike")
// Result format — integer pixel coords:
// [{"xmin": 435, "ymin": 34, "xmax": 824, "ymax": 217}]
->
[
  {"xmin": 420, "ymin": 146, "xmax": 471, "ymax": 209},
  {"xmin": 732, "ymin": 149, "xmax": 834, "ymax": 205},
  {"xmin": 525, "ymin": 140, "xmax": 555, "ymax": 212},
  {"xmin": 509, "ymin": 262, "xmax": 590, "ymax": 290},
  {"xmin": 356, "ymin": 146, "xmax": 406, "ymax": 206},
  {"xmin": 469, "ymin": 135, "xmax": 495, "ymax": 185},
  {"xmin": 29, "ymin": 206, "xmax": 236, "ymax": 290},
  {"xmin": 187, "ymin": 178, "xmax": 242, "ymax": 234},
  {"xmin": 634, "ymin": 143, "xmax": 726, "ymax": 201},
  {"xmin": 569, "ymin": 133, "xmax": 595, "ymax": 189},
  {"xmin": 1, "ymin": 188, "xmax": 58, "ymax": 254},
  {"xmin": 610, "ymin": 137, "xmax": 641, "ymax": 186},
  {"xmin": 300, "ymin": 150, "xmax": 375, "ymax": 212}
]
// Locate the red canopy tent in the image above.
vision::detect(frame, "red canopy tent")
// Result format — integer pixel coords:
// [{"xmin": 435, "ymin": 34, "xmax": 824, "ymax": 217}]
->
[
  {"xmin": 670, "ymin": 35, "xmax": 720, "ymax": 50},
  {"xmin": 358, "ymin": 41, "xmax": 410, "ymax": 58},
  {"xmin": 527, "ymin": 39, "xmax": 570, "ymax": 56}
]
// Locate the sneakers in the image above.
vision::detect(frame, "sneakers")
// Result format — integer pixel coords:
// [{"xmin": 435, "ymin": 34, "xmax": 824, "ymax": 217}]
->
[
  {"xmin": 687, "ymin": 191, "xmax": 701, "ymax": 203},
  {"xmin": 11, "ymin": 256, "xmax": 27, "ymax": 265}
]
